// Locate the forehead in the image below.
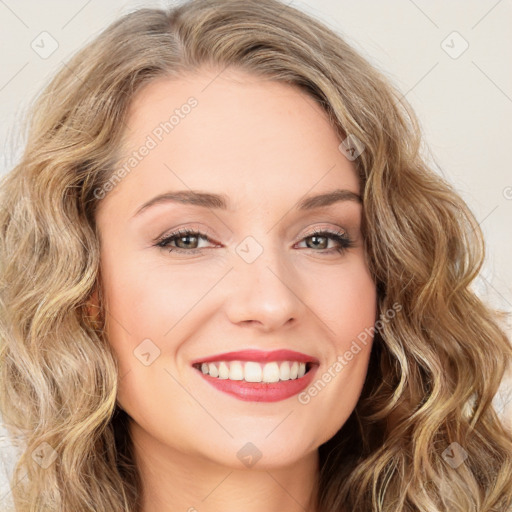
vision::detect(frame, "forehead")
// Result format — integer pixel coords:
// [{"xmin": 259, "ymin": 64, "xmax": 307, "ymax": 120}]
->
[{"xmin": 98, "ymin": 69, "xmax": 360, "ymax": 218}]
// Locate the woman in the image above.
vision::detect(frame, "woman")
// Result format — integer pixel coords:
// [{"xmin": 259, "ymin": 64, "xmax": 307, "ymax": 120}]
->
[{"xmin": 0, "ymin": 0, "xmax": 511, "ymax": 510}]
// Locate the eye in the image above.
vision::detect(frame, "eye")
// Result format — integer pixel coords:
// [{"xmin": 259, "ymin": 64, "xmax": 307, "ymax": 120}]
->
[
  {"xmin": 295, "ymin": 228, "xmax": 354, "ymax": 255},
  {"xmin": 155, "ymin": 228, "xmax": 216, "ymax": 254},
  {"xmin": 154, "ymin": 227, "xmax": 354, "ymax": 255}
]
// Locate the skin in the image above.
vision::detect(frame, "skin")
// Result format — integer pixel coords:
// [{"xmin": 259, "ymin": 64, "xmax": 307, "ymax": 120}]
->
[{"xmin": 89, "ymin": 68, "xmax": 377, "ymax": 512}]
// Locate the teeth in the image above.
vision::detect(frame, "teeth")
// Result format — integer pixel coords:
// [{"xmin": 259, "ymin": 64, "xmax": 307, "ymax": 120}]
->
[
  {"xmin": 262, "ymin": 362, "xmax": 280, "ymax": 383},
  {"xmin": 198, "ymin": 360, "xmax": 308, "ymax": 382},
  {"xmin": 209, "ymin": 363, "xmax": 219, "ymax": 378},
  {"xmin": 218, "ymin": 362, "xmax": 229, "ymax": 379},
  {"xmin": 279, "ymin": 361, "xmax": 291, "ymax": 380},
  {"xmin": 290, "ymin": 361, "xmax": 299, "ymax": 379},
  {"xmin": 244, "ymin": 362, "xmax": 262, "ymax": 382},
  {"xmin": 228, "ymin": 361, "xmax": 244, "ymax": 380}
]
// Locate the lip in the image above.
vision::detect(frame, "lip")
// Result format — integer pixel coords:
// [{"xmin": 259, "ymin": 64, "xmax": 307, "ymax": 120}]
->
[
  {"xmin": 190, "ymin": 349, "xmax": 319, "ymax": 365},
  {"xmin": 194, "ymin": 363, "xmax": 319, "ymax": 402}
]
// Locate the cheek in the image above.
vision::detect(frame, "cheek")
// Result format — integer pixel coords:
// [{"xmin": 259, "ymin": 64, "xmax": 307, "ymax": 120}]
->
[
  {"xmin": 99, "ymin": 250, "xmax": 197, "ymax": 419},
  {"xmin": 99, "ymin": 247, "xmax": 228, "ymax": 412},
  {"xmin": 295, "ymin": 258, "xmax": 377, "ymax": 433},
  {"xmin": 101, "ymin": 248, "xmax": 203, "ymax": 343},
  {"xmin": 302, "ymin": 257, "xmax": 377, "ymax": 343}
]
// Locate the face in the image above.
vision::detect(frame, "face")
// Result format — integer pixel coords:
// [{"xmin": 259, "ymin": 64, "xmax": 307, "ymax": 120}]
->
[{"xmin": 91, "ymin": 68, "xmax": 377, "ymax": 470}]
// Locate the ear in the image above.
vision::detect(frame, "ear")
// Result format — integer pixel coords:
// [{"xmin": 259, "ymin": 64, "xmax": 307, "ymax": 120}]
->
[{"xmin": 86, "ymin": 286, "xmax": 101, "ymax": 322}]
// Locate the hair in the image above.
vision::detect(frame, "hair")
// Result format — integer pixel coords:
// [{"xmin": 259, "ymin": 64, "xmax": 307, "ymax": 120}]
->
[{"xmin": 0, "ymin": 0, "xmax": 511, "ymax": 510}]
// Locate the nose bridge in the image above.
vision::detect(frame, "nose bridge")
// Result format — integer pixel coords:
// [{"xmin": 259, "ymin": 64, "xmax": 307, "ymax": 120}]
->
[{"xmin": 225, "ymin": 232, "xmax": 303, "ymax": 329}]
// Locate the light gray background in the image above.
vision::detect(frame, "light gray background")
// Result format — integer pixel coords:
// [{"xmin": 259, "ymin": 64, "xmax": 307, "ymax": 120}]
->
[{"xmin": 1, "ymin": 0, "xmax": 511, "ymax": 506}]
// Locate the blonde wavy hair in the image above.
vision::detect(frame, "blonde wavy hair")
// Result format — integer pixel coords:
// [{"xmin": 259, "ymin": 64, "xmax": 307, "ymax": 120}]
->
[{"xmin": 1, "ymin": 1, "xmax": 511, "ymax": 510}]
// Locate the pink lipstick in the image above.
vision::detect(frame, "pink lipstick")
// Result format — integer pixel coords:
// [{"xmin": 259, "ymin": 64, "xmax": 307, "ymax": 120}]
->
[{"xmin": 191, "ymin": 349, "xmax": 319, "ymax": 402}]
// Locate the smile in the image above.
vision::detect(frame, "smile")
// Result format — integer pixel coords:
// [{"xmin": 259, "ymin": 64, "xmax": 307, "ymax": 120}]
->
[
  {"xmin": 193, "ymin": 360, "xmax": 311, "ymax": 382},
  {"xmin": 191, "ymin": 349, "xmax": 319, "ymax": 402}
]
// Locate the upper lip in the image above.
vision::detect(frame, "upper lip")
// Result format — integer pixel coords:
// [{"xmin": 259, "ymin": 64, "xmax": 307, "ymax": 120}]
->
[{"xmin": 191, "ymin": 349, "xmax": 319, "ymax": 365}]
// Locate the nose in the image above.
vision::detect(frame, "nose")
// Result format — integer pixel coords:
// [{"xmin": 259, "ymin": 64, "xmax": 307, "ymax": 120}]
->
[{"xmin": 223, "ymin": 242, "xmax": 305, "ymax": 331}]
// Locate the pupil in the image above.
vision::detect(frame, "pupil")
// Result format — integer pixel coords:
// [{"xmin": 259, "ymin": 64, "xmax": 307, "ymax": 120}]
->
[
  {"xmin": 179, "ymin": 235, "xmax": 197, "ymax": 248},
  {"xmin": 309, "ymin": 235, "xmax": 326, "ymax": 249}
]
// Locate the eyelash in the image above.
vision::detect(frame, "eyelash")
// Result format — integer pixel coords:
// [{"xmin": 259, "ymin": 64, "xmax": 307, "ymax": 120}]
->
[{"xmin": 154, "ymin": 227, "xmax": 354, "ymax": 256}]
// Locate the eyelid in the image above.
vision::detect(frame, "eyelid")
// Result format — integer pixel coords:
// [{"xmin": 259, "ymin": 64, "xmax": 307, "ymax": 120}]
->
[
  {"xmin": 298, "ymin": 223, "xmax": 350, "ymax": 241},
  {"xmin": 153, "ymin": 224, "xmax": 219, "ymax": 246},
  {"xmin": 302, "ymin": 225, "xmax": 347, "ymax": 236}
]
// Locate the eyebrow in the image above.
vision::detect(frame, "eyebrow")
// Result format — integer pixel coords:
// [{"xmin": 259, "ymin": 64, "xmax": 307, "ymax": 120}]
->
[{"xmin": 132, "ymin": 188, "xmax": 362, "ymax": 218}]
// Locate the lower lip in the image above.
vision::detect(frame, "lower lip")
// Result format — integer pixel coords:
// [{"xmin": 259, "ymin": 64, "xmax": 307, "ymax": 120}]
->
[{"xmin": 194, "ymin": 364, "xmax": 319, "ymax": 402}]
